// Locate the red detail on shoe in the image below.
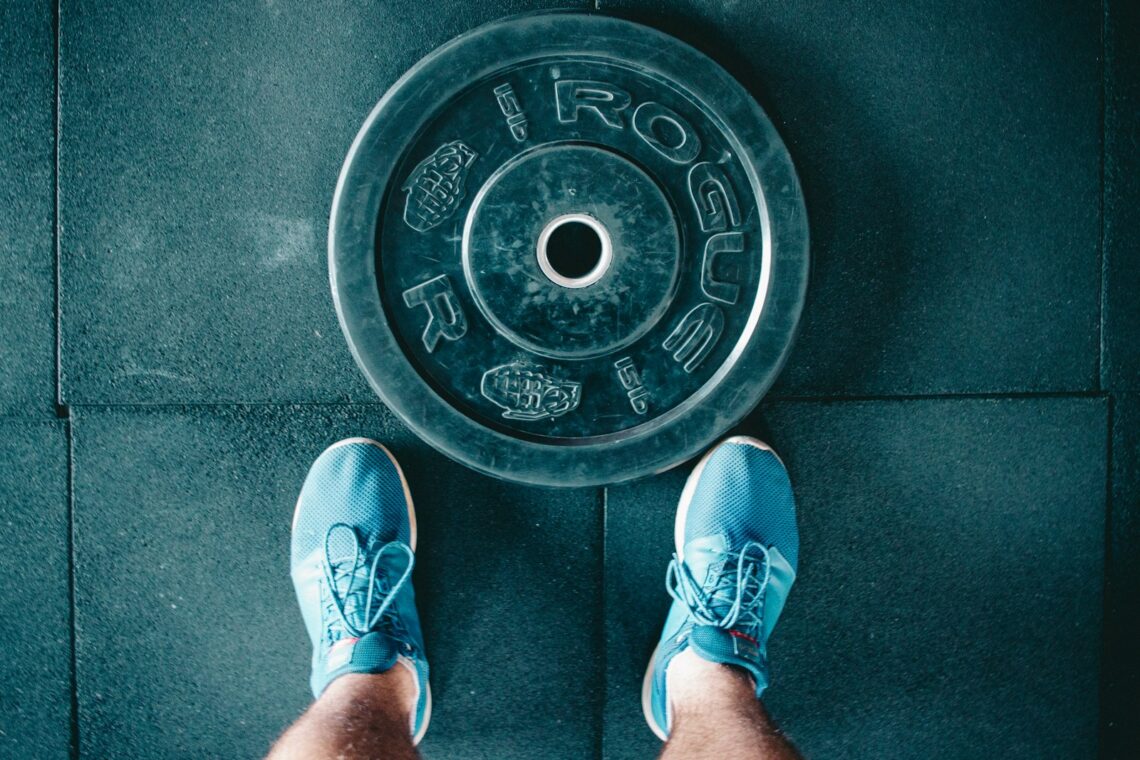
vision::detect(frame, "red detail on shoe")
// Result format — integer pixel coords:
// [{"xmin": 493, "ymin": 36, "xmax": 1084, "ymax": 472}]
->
[{"xmin": 728, "ymin": 629, "xmax": 758, "ymax": 646}]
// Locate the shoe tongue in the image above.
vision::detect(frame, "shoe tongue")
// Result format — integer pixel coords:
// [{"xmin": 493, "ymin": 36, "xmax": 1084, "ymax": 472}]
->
[
  {"xmin": 325, "ymin": 631, "xmax": 397, "ymax": 680},
  {"xmin": 330, "ymin": 550, "xmax": 400, "ymax": 631},
  {"xmin": 339, "ymin": 585, "xmax": 380, "ymax": 629},
  {"xmin": 688, "ymin": 625, "xmax": 769, "ymax": 695},
  {"xmin": 683, "ymin": 534, "xmax": 747, "ymax": 618},
  {"xmin": 684, "ymin": 533, "xmax": 728, "ymax": 562}
]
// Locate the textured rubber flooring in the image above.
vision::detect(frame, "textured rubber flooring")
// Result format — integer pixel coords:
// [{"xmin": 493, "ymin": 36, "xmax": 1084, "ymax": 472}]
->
[{"xmin": 0, "ymin": 0, "xmax": 1134, "ymax": 757}]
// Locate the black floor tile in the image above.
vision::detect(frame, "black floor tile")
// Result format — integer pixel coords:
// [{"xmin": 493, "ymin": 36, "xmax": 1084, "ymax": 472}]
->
[
  {"xmin": 601, "ymin": 0, "xmax": 1101, "ymax": 397},
  {"xmin": 0, "ymin": 420, "xmax": 70, "ymax": 759},
  {"xmin": 603, "ymin": 398, "xmax": 1107, "ymax": 759},
  {"xmin": 71, "ymin": 405, "xmax": 603, "ymax": 759},
  {"xmin": 1, "ymin": 0, "xmax": 56, "ymax": 416},
  {"xmin": 1103, "ymin": 0, "xmax": 1140, "ymax": 392},
  {"xmin": 58, "ymin": 0, "xmax": 589, "ymax": 407},
  {"xmin": 1105, "ymin": 393, "xmax": 1140, "ymax": 758}
]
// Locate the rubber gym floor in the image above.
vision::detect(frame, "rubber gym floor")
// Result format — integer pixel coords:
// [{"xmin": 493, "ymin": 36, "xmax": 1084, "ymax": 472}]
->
[{"xmin": 2, "ymin": 1, "xmax": 1137, "ymax": 758}]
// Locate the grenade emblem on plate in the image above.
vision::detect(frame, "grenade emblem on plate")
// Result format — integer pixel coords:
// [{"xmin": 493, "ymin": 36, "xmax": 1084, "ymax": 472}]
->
[
  {"xmin": 480, "ymin": 363, "xmax": 582, "ymax": 421},
  {"xmin": 401, "ymin": 140, "xmax": 478, "ymax": 233}
]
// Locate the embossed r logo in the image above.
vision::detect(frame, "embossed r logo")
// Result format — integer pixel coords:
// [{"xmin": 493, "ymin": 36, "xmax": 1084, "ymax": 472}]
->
[{"xmin": 402, "ymin": 275, "xmax": 468, "ymax": 353}]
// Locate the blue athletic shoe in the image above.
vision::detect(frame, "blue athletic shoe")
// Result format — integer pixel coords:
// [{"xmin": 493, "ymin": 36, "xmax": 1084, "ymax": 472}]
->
[
  {"xmin": 642, "ymin": 436, "xmax": 799, "ymax": 740},
  {"xmin": 290, "ymin": 438, "xmax": 431, "ymax": 744}
]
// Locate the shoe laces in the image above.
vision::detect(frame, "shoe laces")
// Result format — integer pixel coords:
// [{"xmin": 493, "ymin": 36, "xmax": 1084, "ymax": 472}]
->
[
  {"xmin": 667, "ymin": 540, "xmax": 771, "ymax": 634},
  {"xmin": 321, "ymin": 523, "xmax": 414, "ymax": 640}
]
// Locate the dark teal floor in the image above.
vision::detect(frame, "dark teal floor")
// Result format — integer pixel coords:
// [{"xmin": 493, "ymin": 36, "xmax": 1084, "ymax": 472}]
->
[{"xmin": 1, "ymin": 1, "xmax": 1137, "ymax": 758}]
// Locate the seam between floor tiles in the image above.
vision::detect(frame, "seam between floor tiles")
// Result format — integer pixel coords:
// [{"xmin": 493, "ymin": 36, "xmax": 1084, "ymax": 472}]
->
[
  {"xmin": 57, "ymin": 391, "xmax": 1112, "ymax": 412},
  {"xmin": 1098, "ymin": 391, "xmax": 1115, "ymax": 757},
  {"xmin": 53, "ymin": 0, "xmax": 63, "ymax": 414},
  {"xmin": 1098, "ymin": 0, "xmax": 1108, "ymax": 392},
  {"xmin": 596, "ymin": 485, "xmax": 607, "ymax": 760},
  {"xmin": 64, "ymin": 418, "xmax": 79, "ymax": 760},
  {"xmin": 768, "ymin": 390, "xmax": 1109, "ymax": 403}
]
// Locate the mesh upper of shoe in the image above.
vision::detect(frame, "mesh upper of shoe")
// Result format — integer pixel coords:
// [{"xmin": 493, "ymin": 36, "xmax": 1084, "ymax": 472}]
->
[
  {"xmin": 684, "ymin": 441, "xmax": 799, "ymax": 572},
  {"xmin": 292, "ymin": 442, "xmax": 411, "ymax": 565},
  {"xmin": 289, "ymin": 440, "xmax": 429, "ymax": 741}
]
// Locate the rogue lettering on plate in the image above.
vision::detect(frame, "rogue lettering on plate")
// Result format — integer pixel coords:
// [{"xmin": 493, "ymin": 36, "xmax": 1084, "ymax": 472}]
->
[{"xmin": 554, "ymin": 79, "xmax": 749, "ymax": 373}]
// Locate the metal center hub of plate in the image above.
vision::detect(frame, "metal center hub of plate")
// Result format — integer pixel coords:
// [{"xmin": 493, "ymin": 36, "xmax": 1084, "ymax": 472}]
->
[
  {"xmin": 536, "ymin": 213, "xmax": 612, "ymax": 289},
  {"xmin": 463, "ymin": 143, "xmax": 680, "ymax": 360}
]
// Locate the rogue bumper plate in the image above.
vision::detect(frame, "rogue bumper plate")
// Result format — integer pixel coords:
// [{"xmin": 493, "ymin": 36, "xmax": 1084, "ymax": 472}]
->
[{"xmin": 330, "ymin": 12, "xmax": 809, "ymax": 487}]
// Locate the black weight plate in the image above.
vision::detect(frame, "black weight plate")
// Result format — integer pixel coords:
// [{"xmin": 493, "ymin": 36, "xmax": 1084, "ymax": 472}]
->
[{"xmin": 330, "ymin": 12, "xmax": 809, "ymax": 487}]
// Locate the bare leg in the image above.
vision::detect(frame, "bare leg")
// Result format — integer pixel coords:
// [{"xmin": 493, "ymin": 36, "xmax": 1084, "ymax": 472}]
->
[
  {"xmin": 660, "ymin": 650, "xmax": 802, "ymax": 760},
  {"xmin": 267, "ymin": 667, "xmax": 419, "ymax": 760}
]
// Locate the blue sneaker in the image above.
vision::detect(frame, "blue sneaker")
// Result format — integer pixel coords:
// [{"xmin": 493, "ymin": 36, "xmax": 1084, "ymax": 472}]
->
[
  {"xmin": 290, "ymin": 438, "xmax": 431, "ymax": 744},
  {"xmin": 642, "ymin": 436, "xmax": 799, "ymax": 740}
]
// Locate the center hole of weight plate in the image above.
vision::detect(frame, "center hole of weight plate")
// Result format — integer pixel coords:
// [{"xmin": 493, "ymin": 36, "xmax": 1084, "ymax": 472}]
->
[{"xmin": 536, "ymin": 214, "xmax": 612, "ymax": 289}]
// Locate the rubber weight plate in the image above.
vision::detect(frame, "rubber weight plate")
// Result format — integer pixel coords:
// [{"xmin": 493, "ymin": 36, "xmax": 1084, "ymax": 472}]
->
[{"xmin": 330, "ymin": 12, "xmax": 809, "ymax": 487}]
